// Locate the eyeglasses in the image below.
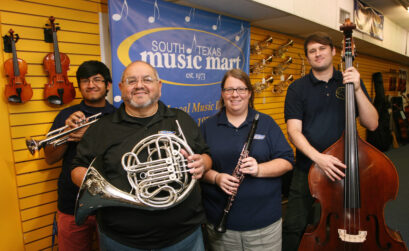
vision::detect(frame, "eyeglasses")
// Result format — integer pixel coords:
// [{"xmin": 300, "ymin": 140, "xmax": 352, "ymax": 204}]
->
[
  {"xmin": 80, "ymin": 77, "xmax": 105, "ymax": 85},
  {"xmin": 124, "ymin": 76, "xmax": 157, "ymax": 86},
  {"xmin": 222, "ymin": 87, "xmax": 248, "ymax": 95}
]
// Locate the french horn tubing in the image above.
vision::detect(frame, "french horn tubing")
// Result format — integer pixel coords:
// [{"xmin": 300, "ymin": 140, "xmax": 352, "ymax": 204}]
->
[{"xmin": 75, "ymin": 120, "xmax": 196, "ymax": 225}]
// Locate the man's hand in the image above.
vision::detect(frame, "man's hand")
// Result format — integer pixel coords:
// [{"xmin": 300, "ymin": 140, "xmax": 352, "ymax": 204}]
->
[
  {"xmin": 65, "ymin": 111, "xmax": 89, "ymax": 142},
  {"xmin": 313, "ymin": 153, "xmax": 346, "ymax": 181},
  {"xmin": 180, "ymin": 149, "xmax": 205, "ymax": 180},
  {"xmin": 343, "ymin": 66, "xmax": 361, "ymax": 91}
]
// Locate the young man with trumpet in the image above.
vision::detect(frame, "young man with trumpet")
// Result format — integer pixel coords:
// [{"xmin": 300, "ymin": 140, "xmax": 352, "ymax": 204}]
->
[
  {"xmin": 71, "ymin": 61, "xmax": 211, "ymax": 250},
  {"xmin": 44, "ymin": 60, "xmax": 115, "ymax": 251}
]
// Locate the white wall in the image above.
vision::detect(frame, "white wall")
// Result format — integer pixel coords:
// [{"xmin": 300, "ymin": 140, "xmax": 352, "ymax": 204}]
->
[{"xmin": 252, "ymin": 0, "xmax": 409, "ymax": 57}]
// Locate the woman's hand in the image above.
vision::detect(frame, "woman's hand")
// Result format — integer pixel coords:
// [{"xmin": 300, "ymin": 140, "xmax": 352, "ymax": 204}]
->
[
  {"xmin": 239, "ymin": 156, "xmax": 259, "ymax": 177},
  {"xmin": 216, "ymin": 173, "xmax": 239, "ymax": 195}
]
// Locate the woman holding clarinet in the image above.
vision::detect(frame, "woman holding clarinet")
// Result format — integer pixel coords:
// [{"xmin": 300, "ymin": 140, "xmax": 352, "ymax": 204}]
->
[{"xmin": 200, "ymin": 69, "xmax": 294, "ymax": 251}]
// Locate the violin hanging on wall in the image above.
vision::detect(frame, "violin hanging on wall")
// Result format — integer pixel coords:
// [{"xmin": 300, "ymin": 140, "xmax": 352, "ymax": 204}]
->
[
  {"xmin": 3, "ymin": 29, "xmax": 33, "ymax": 103},
  {"xmin": 43, "ymin": 16, "xmax": 75, "ymax": 105}
]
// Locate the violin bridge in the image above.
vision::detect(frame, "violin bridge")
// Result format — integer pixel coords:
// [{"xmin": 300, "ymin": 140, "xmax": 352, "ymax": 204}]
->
[{"xmin": 338, "ymin": 229, "xmax": 367, "ymax": 243}]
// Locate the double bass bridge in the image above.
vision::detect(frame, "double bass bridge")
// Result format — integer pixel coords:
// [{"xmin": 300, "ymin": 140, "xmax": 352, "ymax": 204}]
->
[{"xmin": 338, "ymin": 229, "xmax": 367, "ymax": 243}]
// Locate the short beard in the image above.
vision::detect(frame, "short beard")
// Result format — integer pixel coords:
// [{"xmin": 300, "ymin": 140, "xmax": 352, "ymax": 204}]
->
[
  {"xmin": 311, "ymin": 61, "xmax": 333, "ymax": 72},
  {"xmin": 122, "ymin": 93, "xmax": 160, "ymax": 109}
]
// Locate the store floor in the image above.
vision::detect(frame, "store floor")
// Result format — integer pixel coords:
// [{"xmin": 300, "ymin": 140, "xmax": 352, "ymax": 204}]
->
[{"xmin": 385, "ymin": 143, "xmax": 409, "ymax": 246}]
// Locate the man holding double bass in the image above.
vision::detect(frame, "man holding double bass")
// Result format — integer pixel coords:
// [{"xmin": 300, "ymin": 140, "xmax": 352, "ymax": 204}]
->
[
  {"xmin": 282, "ymin": 31, "xmax": 378, "ymax": 251},
  {"xmin": 44, "ymin": 61, "xmax": 115, "ymax": 251}
]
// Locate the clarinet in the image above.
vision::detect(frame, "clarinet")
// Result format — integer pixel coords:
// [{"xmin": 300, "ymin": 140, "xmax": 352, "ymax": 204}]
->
[{"xmin": 214, "ymin": 113, "xmax": 260, "ymax": 233}]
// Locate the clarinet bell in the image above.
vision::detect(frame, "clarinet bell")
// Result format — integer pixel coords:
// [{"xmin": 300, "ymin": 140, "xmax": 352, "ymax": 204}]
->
[{"xmin": 214, "ymin": 213, "xmax": 227, "ymax": 233}]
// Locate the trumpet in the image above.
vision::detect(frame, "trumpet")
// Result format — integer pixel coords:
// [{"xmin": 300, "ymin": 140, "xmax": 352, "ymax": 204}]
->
[{"xmin": 26, "ymin": 113, "xmax": 101, "ymax": 155}]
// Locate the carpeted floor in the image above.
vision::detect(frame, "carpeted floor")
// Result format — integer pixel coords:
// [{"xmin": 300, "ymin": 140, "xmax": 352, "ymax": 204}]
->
[{"xmin": 384, "ymin": 143, "xmax": 409, "ymax": 246}]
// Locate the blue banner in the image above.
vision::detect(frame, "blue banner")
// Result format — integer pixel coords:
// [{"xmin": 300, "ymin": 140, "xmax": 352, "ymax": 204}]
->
[{"xmin": 109, "ymin": 0, "xmax": 250, "ymax": 125}]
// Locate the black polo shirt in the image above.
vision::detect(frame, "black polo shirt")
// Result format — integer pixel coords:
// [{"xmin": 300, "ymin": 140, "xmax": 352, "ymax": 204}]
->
[
  {"xmin": 72, "ymin": 101, "xmax": 209, "ymax": 249},
  {"xmin": 284, "ymin": 69, "xmax": 370, "ymax": 171},
  {"xmin": 49, "ymin": 100, "xmax": 115, "ymax": 215}
]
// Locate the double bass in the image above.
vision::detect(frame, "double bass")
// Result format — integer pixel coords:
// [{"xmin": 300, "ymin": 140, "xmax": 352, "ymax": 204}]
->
[
  {"xmin": 298, "ymin": 19, "xmax": 407, "ymax": 250},
  {"xmin": 4, "ymin": 29, "xmax": 33, "ymax": 103},
  {"xmin": 43, "ymin": 16, "xmax": 75, "ymax": 105}
]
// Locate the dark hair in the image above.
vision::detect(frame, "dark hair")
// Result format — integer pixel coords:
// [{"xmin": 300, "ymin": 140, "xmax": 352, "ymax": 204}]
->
[
  {"xmin": 219, "ymin": 69, "xmax": 254, "ymax": 109},
  {"xmin": 304, "ymin": 32, "xmax": 334, "ymax": 56},
  {"xmin": 76, "ymin": 60, "xmax": 112, "ymax": 86}
]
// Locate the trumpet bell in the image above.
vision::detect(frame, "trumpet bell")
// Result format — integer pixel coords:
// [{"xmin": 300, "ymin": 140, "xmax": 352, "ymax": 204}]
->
[{"xmin": 26, "ymin": 138, "xmax": 40, "ymax": 155}]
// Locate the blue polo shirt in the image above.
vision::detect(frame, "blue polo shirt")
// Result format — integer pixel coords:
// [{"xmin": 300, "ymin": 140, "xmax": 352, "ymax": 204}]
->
[
  {"xmin": 284, "ymin": 69, "xmax": 370, "ymax": 172},
  {"xmin": 50, "ymin": 100, "xmax": 115, "ymax": 215},
  {"xmin": 200, "ymin": 108, "xmax": 294, "ymax": 231}
]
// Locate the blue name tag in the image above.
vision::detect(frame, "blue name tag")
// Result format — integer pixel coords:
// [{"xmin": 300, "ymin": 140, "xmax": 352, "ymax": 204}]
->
[
  {"xmin": 159, "ymin": 130, "xmax": 176, "ymax": 135},
  {"xmin": 254, "ymin": 134, "xmax": 265, "ymax": 140}
]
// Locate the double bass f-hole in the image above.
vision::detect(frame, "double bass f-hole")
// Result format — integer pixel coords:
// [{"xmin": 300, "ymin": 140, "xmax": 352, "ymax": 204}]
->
[
  {"xmin": 3, "ymin": 29, "xmax": 33, "ymax": 103},
  {"xmin": 298, "ymin": 18, "xmax": 407, "ymax": 251},
  {"xmin": 43, "ymin": 16, "xmax": 75, "ymax": 105}
]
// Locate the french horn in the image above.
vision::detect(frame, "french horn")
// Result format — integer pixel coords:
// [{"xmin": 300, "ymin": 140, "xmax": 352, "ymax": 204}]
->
[{"xmin": 75, "ymin": 121, "xmax": 196, "ymax": 225}]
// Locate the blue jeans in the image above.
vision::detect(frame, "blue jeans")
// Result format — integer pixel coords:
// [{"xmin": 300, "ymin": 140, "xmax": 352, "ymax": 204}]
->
[{"xmin": 99, "ymin": 226, "xmax": 205, "ymax": 251}]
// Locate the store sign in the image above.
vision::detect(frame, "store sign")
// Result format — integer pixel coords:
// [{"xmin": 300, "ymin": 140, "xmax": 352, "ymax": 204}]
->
[{"xmin": 109, "ymin": 0, "xmax": 250, "ymax": 124}]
